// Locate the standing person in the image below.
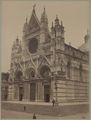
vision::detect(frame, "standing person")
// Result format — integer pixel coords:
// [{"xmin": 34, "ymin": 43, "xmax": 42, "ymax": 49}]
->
[
  {"xmin": 52, "ymin": 98, "xmax": 55, "ymax": 107},
  {"xmin": 33, "ymin": 113, "xmax": 36, "ymax": 119},
  {"xmin": 24, "ymin": 106, "xmax": 26, "ymax": 111}
]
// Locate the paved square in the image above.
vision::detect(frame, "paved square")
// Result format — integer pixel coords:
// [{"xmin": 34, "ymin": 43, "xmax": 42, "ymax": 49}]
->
[{"xmin": 1, "ymin": 109, "xmax": 89, "ymax": 120}]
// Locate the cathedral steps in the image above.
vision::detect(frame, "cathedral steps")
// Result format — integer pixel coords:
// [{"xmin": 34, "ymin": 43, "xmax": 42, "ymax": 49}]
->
[{"xmin": 2, "ymin": 101, "xmax": 89, "ymax": 116}]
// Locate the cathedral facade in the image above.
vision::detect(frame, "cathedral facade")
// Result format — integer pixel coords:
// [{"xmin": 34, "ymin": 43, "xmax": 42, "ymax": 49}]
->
[{"xmin": 8, "ymin": 7, "xmax": 89, "ymax": 103}]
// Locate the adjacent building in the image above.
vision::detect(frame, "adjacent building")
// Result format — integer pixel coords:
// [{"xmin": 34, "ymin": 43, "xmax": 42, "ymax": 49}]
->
[{"xmin": 1, "ymin": 72, "xmax": 9, "ymax": 101}]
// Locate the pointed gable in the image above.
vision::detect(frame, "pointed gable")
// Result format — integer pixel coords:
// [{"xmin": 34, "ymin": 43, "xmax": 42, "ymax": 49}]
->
[
  {"xmin": 28, "ymin": 7, "xmax": 40, "ymax": 33},
  {"xmin": 38, "ymin": 55, "xmax": 50, "ymax": 70}
]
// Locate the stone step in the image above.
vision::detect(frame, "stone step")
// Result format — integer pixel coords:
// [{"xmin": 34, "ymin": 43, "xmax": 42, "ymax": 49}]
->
[{"xmin": 2, "ymin": 101, "xmax": 89, "ymax": 116}]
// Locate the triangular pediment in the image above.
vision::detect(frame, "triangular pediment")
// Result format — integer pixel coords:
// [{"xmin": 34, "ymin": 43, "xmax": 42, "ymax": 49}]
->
[{"xmin": 29, "ymin": 10, "xmax": 40, "ymax": 33}]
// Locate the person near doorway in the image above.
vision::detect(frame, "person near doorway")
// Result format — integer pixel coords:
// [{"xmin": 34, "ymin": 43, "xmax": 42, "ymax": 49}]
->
[
  {"xmin": 24, "ymin": 106, "xmax": 26, "ymax": 111},
  {"xmin": 33, "ymin": 113, "xmax": 36, "ymax": 119},
  {"xmin": 52, "ymin": 98, "xmax": 55, "ymax": 107}
]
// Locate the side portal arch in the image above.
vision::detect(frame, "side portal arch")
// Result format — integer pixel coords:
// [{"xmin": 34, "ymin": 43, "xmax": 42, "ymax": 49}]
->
[{"xmin": 39, "ymin": 65, "xmax": 51, "ymax": 78}]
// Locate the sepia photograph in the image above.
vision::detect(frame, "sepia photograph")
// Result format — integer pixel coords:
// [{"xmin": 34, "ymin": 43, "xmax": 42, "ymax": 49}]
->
[{"xmin": 1, "ymin": 0, "xmax": 89, "ymax": 119}]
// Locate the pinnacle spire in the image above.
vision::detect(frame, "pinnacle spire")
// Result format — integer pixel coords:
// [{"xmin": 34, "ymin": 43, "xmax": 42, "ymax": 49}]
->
[
  {"xmin": 55, "ymin": 15, "xmax": 59, "ymax": 26},
  {"xmin": 26, "ymin": 17, "xmax": 27, "ymax": 23},
  {"xmin": 41, "ymin": 6, "xmax": 48, "ymax": 24},
  {"xmin": 16, "ymin": 36, "xmax": 19, "ymax": 43},
  {"xmin": 61, "ymin": 21, "xmax": 63, "ymax": 26},
  {"xmin": 56, "ymin": 15, "xmax": 58, "ymax": 19},
  {"xmin": 84, "ymin": 29, "xmax": 89, "ymax": 43},
  {"xmin": 33, "ymin": 4, "xmax": 36, "ymax": 13},
  {"xmin": 52, "ymin": 21, "xmax": 53, "ymax": 27},
  {"xmin": 44, "ymin": 6, "xmax": 45, "ymax": 12},
  {"xmin": 87, "ymin": 29, "xmax": 89, "ymax": 35}
]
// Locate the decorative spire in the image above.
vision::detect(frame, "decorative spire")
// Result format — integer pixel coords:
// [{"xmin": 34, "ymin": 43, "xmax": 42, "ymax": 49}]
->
[
  {"xmin": 44, "ymin": 6, "xmax": 45, "ymax": 13},
  {"xmin": 55, "ymin": 15, "xmax": 59, "ymax": 26},
  {"xmin": 52, "ymin": 22, "xmax": 53, "ymax": 27},
  {"xmin": 26, "ymin": 17, "xmax": 27, "ymax": 23},
  {"xmin": 87, "ymin": 29, "xmax": 89, "ymax": 35},
  {"xmin": 33, "ymin": 4, "xmax": 36, "ymax": 13},
  {"xmin": 56, "ymin": 15, "xmax": 58, "ymax": 19},
  {"xmin": 61, "ymin": 21, "xmax": 63, "ymax": 26},
  {"xmin": 51, "ymin": 21, "xmax": 54, "ymax": 32},
  {"xmin": 31, "ymin": 4, "xmax": 36, "ymax": 15},
  {"xmin": 16, "ymin": 36, "xmax": 19, "ymax": 43},
  {"xmin": 60, "ymin": 20, "xmax": 64, "ymax": 34},
  {"xmin": 84, "ymin": 29, "xmax": 89, "ymax": 43},
  {"xmin": 41, "ymin": 6, "xmax": 48, "ymax": 24}
]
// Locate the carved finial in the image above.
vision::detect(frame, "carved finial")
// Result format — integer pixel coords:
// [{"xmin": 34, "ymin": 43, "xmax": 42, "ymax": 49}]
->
[
  {"xmin": 44, "ymin": 6, "xmax": 45, "ymax": 12},
  {"xmin": 56, "ymin": 15, "xmax": 58, "ymax": 19},
  {"xmin": 26, "ymin": 17, "xmax": 27, "ymax": 23},
  {"xmin": 61, "ymin": 21, "xmax": 63, "ymax": 25},
  {"xmin": 52, "ymin": 21, "xmax": 53, "ymax": 27},
  {"xmin": 33, "ymin": 4, "xmax": 36, "ymax": 10},
  {"xmin": 33, "ymin": 4, "xmax": 36, "ymax": 13},
  {"xmin": 16, "ymin": 36, "xmax": 19, "ymax": 43},
  {"xmin": 87, "ymin": 29, "xmax": 89, "ymax": 35}
]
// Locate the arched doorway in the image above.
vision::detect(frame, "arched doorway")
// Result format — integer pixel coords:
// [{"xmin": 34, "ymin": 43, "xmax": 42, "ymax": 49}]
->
[
  {"xmin": 39, "ymin": 65, "xmax": 51, "ymax": 102},
  {"xmin": 44, "ymin": 85, "xmax": 50, "ymax": 102},
  {"xmin": 25, "ymin": 68, "xmax": 36, "ymax": 101},
  {"xmin": 19, "ymin": 86, "xmax": 24, "ymax": 101},
  {"xmin": 30, "ymin": 83, "xmax": 36, "ymax": 101}
]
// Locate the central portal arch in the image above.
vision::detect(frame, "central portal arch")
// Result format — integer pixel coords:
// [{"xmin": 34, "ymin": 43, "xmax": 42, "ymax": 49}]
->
[{"xmin": 39, "ymin": 65, "xmax": 51, "ymax": 102}]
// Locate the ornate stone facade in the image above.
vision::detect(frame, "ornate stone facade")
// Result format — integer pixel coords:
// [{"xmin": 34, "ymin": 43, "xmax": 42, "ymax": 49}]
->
[{"xmin": 8, "ymin": 7, "xmax": 89, "ymax": 103}]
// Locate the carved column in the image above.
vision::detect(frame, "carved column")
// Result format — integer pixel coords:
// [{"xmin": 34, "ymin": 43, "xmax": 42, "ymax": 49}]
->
[{"xmin": 23, "ymin": 83, "xmax": 30, "ymax": 101}]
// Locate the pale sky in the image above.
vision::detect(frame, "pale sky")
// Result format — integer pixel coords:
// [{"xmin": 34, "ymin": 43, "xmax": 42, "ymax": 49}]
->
[{"xmin": 1, "ymin": 0, "xmax": 89, "ymax": 72}]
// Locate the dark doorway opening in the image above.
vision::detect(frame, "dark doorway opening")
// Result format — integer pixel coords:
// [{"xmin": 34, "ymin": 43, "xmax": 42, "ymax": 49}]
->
[
  {"xmin": 19, "ymin": 87, "xmax": 24, "ymax": 101},
  {"xmin": 30, "ymin": 83, "xmax": 36, "ymax": 101},
  {"xmin": 4, "ymin": 86, "xmax": 8, "ymax": 100},
  {"xmin": 44, "ymin": 85, "xmax": 50, "ymax": 102}
]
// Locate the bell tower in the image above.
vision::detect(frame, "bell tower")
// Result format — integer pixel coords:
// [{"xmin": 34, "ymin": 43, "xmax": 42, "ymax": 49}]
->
[
  {"xmin": 51, "ymin": 16, "xmax": 66, "ymax": 74},
  {"xmin": 51, "ymin": 16, "xmax": 65, "ymax": 51}
]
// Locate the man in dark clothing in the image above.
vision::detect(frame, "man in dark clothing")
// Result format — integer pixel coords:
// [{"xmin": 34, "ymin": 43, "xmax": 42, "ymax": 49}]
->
[
  {"xmin": 33, "ymin": 113, "xmax": 36, "ymax": 119},
  {"xmin": 24, "ymin": 106, "xmax": 26, "ymax": 111},
  {"xmin": 52, "ymin": 99, "xmax": 55, "ymax": 107}
]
